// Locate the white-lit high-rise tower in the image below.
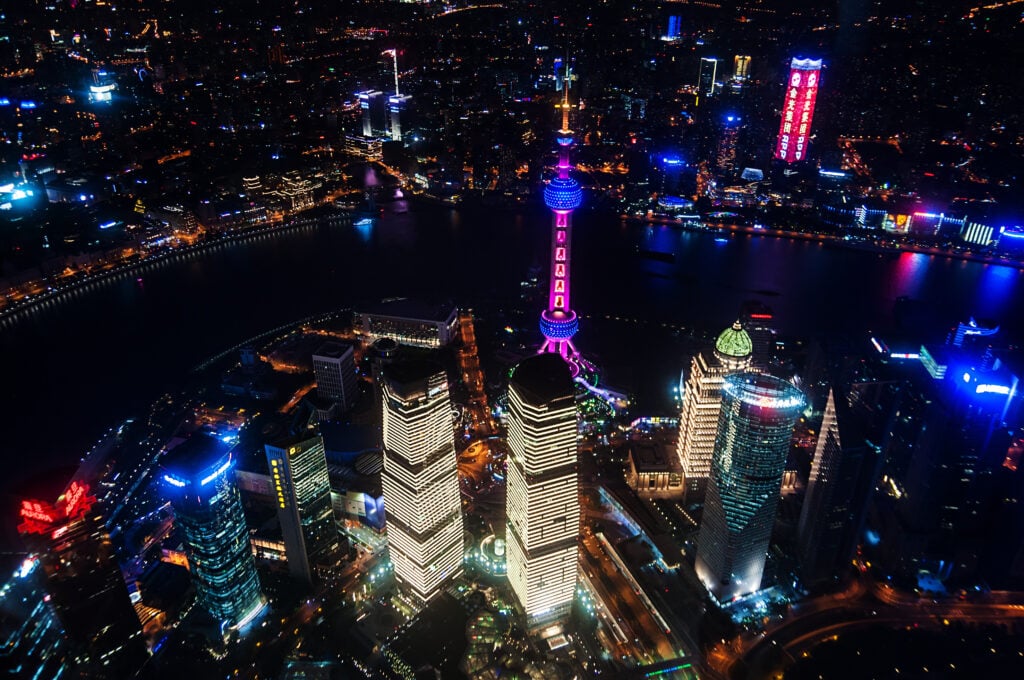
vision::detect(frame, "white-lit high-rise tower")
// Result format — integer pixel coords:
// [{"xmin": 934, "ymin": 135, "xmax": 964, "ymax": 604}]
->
[
  {"xmin": 676, "ymin": 321, "xmax": 754, "ymax": 497},
  {"xmin": 381, "ymin": 361, "xmax": 464, "ymax": 602},
  {"xmin": 505, "ymin": 353, "xmax": 579, "ymax": 627}
]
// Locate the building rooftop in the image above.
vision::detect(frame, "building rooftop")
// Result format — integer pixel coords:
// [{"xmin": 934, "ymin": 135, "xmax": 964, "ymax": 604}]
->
[
  {"xmin": 358, "ymin": 298, "xmax": 456, "ymax": 322},
  {"xmin": 628, "ymin": 443, "xmax": 678, "ymax": 472},
  {"xmin": 723, "ymin": 373, "xmax": 804, "ymax": 410},
  {"xmin": 715, "ymin": 320, "xmax": 753, "ymax": 359},
  {"xmin": 382, "ymin": 359, "xmax": 446, "ymax": 400},
  {"xmin": 160, "ymin": 433, "xmax": 233, "ymax": 485},
  {"xmin": 322, "ymin": 422, "xmax": 379, "ymax": 461},
  {"xmin": 264, "ymin": 431, "xmax": 321, "ymax": 452},
  {"xmin": 313, "ymin": 341, "xmax": 354, "ymax": 360},
  {"xmin": 509, "ymin": 353, "xmax": 575, "ymax": 406}
]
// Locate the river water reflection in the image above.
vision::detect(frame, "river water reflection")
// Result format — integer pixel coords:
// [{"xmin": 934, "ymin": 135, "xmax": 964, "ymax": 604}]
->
[{"xmin": 1, "ymin": 203, "xmax": 1022, "ymax": 493}]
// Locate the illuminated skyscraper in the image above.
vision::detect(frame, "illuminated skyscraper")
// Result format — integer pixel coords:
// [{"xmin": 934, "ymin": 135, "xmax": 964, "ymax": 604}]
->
[
  {"xmin": 312, "ymin": 341, "xmax": 359, "ymax": 411},
  {"xmin": 695, "ymin": 374, "xmax": 803, "ymax": 602},
  {"xmin": 380, "ymin": 48, "xmax": 410, "ymax": 143},
  {"xmin": 716, "ymin": 115, "xmax": 742, "ymax": 175},
  {"xmin": 161, "ymin": 435, "xmax": 265, "ymax": 629},
  {"xmin": 265, "ymin": 434, "xmax": 342, "ymax": 585},
  {"xmin": 17, "ymin": 479, "xmax": 146, "ymax": 677},
  {"xmin": 677, "ymin": 322, "xmax": 753, "ymax": 497},
  {"xmin": 381, "ymin": 361, "xmax": 464, "ymax": 603},
  {"xmin": 505, "ymin": 354, "xmax": 579, "ymax": 627},
  {"xmin": 388, "ymin": 94, "xmax": 411, "ymax": 142},
  {"xmin": 733, "ymin": 55, "xmax": 751, "ymax": 81},
  {"xmin": 356, "ymin": 90, "xmax": 384, "ymax": 137},
  {"xmin": 698, "ymin": 57, "xmax": 719, "ymax": 99},
  {"xmin": 0, "ymin": 557, "xmax": 68, "ymax": 677},
  {"xmin": 539, "ymin": 66, "xmax": 584, "ymax": 374},
  {"xmin": 797, "ymin": 388, "xmax": 883, "ymax": 586},
  {"xmin": 774, "ymin": 58, "xmax": 822, "ymax": 163},
  {"xmin": 662, "ymin": 15, "xmax": 682, "ymax": 42}
]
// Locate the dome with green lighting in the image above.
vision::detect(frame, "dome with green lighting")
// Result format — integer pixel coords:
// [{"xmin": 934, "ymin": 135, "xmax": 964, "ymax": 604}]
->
[{"xmin": 715, "ymin": 321, "xmax": 753, "ymax": 359}]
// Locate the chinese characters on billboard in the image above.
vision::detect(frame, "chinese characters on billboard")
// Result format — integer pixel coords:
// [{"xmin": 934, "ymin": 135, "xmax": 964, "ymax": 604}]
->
[
  {"xmin": 17, "ymin": 481, "xmax": 95, "ymax": 536},
  {"xmin": 774, "ymin": 58, "xmax": 822, "ymax": 163}
]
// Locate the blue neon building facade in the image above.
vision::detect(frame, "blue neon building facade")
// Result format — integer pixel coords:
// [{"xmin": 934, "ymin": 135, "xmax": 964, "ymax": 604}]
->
[
  {"xmin": 161, "ymin": 435, "xmax": 264, "ymax": 629},
  {"xmin": 695, "ymin": 373, "xmax": 804, "ymax": 602}
]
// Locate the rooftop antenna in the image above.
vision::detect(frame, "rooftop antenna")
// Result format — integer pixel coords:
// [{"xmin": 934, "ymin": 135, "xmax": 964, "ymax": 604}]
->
[{"xmin": 559, "ymin": 55, "xmax": 574, "ymax": 134}]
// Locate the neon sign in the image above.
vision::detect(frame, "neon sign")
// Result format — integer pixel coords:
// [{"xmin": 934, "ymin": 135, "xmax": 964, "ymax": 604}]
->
[
  {"xmin": 20, "ymin": 500, "xmax": 54, "ymax": 524},
  {"xmin": 724, "ymin": 381, "xmax": 803, "ymax": 410},
  {"xmin": 200, "ymin": 458, "xmax": 233, "ymax": 486},
  {"xmin": 163, "ymin": 474, "xmax": 186, "ymax": 488},
  {"xmin": 63, "ymin": 480, "xmax": 92, "ymax": 518},
  {"xmin": 774, "ymin": 58, "xmax": 822, "ymax": 163},
  {"xmin": 976, "ymin": 384, "xmax": 1011, "ymax": 395}
]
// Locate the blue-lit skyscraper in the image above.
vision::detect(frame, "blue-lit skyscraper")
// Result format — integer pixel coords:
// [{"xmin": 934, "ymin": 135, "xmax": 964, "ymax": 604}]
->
[
  {"xmin": 695, "ymin": 374, "xmax": 804, "ymax": 602},
  {"xmin": 666, "ymin": 15, "xmax": 682, "ymax": 40},
  {"xmin": 161, "ymin": 435, "xmax": 265, "ymax": 630},
  {"xmin": 356, "ymin": 90, "xmax": 384, "ymax": 137},
  {"xmin": 388, "ymin": 94, "xmax": 411, "ymax": 142},
  {"xmin": 0, "ymin": 557, "xmax": 68, "ymax": 677}
]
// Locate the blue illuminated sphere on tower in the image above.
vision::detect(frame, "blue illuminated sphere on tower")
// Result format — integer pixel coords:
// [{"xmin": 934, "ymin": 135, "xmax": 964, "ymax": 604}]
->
[
  {"xmin": 544, "ymin": 177, "xmax": 583, "ymax": 211},
  {"xmin": 539, "ymin": 309, "xmax": 579, "ymax": 341}
]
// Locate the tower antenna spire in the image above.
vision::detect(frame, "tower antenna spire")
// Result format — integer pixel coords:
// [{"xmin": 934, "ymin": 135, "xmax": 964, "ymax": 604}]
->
[
  {"xmin": 560, "ymin": 58, "xmax": 572, "ymax": 133},
  {"xmin": 539, "ymin": 56, "xmax": 583, "ymax": 372},
  {"xmin": 382, "ymin": 49, "xmax": 400, "ymax": 96}
]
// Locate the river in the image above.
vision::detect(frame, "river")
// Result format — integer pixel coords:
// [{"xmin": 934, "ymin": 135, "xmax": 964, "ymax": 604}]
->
[{"xmin": 1, "ymin": 202, "xmax": 1023, "ymax": 499}]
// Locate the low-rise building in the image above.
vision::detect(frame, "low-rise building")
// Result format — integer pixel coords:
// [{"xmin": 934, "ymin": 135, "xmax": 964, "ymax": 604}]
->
[{"xmin": 625, "ymin": 443, "xmax": 683, "ymax": 498}]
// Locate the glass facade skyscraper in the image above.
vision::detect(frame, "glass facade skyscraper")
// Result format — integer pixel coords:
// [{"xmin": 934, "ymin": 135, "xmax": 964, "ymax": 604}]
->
[
  {"xmin": 17, "ymin": 480, "xmax": 146, "ymax": 677},
  {"xmin": 381, "ymin": 361, "xmax": 464, "ymax": 603},
  {"xmin": 161, "ymin": 434, "xmax": 265, "ymax": 629},
  {"xmin": 797, "ymin": 388, "xmax": 883, "ymax": 586},
  {"xmin": 265, "ymin": 434, "xmax": 341, "ymax": 584},
  {"xmin": 505, "ymin": 353, "xmax": 579, "ymax": 627},
  {"xmin": 695, "ymin": 373, "xmax": 804, "ymax": 602},
  {"xmin": 0, "ymin": 557, "xmax": 68, "ymax": 677}
]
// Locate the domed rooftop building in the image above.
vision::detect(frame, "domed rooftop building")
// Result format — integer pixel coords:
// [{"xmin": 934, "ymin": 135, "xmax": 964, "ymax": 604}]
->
[
  {"xmin": 676, "ymin": 321, "xmax": 756, "ymax": 499},
  {"xmin": 714, "ymin": 321, "xmax": 754, "ymax": 370}
]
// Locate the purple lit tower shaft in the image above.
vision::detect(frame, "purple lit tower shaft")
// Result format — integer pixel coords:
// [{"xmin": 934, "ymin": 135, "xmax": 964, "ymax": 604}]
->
[{"xmin": 539, "ymin": 70, "xmax": 583, "ymax": 375}]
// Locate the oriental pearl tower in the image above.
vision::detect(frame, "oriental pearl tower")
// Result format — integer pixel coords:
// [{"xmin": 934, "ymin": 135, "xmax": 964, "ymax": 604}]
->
[{"xmin": 538, "ymin": 67, "xmax": 585, "ymax": 377}]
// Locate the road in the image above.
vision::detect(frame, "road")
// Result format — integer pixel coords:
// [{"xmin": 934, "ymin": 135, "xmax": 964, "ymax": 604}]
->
[
  {"xmin": 579, "ymin": 528, "xmax": 679, "ymax": 665},
  {"xmin": 707, "ymin": 570, "xmax": 1024, "ymax": 679},
  {"xmin": 455, "ymin": 311, "xmax": 493, "ymax": 437}
]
